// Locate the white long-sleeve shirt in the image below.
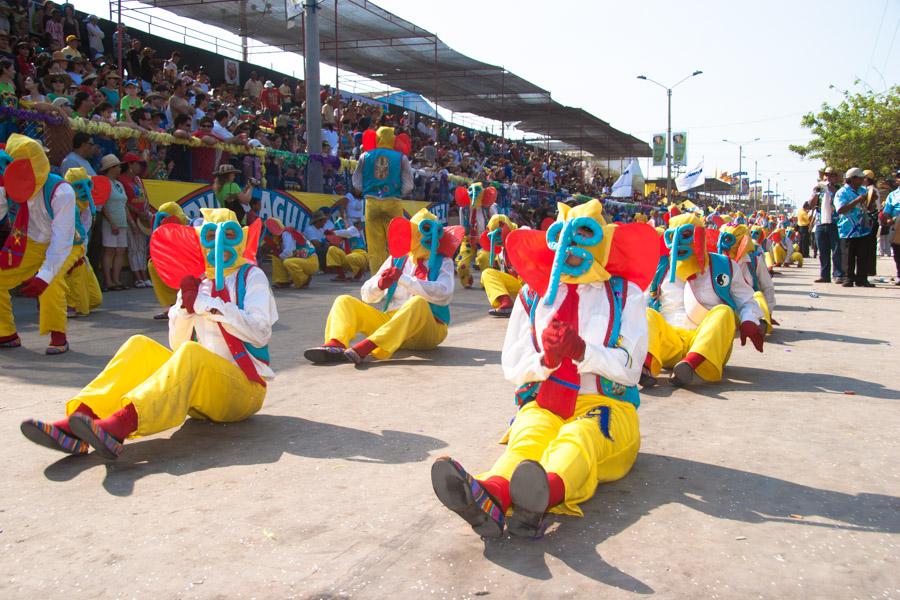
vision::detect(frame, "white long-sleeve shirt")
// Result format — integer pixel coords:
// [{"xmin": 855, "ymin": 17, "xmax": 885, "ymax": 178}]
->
[
  {"xmin": 738, "ymin": 255, "xmax": 776, "ymax": 312},
  {"xmin": 360, "ymin": 255, "xmax": 454, "ymax": 311},
  {"xmin": 502, "ymin": 281, "xmax": 648, "ymax": 392},
  {"xmin": 8, "ymin": 181, "xmax": 77, "ymax": 283},
  {"xmin": 168, "ymin": 266, "xmax": 278, "ymax": 380},
  {"xmin": 278, "ymin": 230, "xmax": 296, "ymax": 260},
  {"xmin": 659, "ymin": 259, "xmax": 763, "ymax": 329}
]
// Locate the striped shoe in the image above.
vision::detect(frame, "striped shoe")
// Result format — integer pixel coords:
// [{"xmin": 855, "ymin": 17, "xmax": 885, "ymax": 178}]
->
[
  {"xmin": 431, "ymin": 457, "xmax": 505, "ymax": 538},
  {"xmin": 68, "ymin": 413, "xmax": 124, "ymax": 460},
  {"xmin": 20, "ymin": 419, "xmax": 90, "ymax": 455}
]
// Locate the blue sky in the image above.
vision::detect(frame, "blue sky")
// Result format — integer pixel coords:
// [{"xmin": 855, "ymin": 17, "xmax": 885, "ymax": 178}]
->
[{"xmin": 73, "ymin": 0, "xmax": 899, "ymax": 204}]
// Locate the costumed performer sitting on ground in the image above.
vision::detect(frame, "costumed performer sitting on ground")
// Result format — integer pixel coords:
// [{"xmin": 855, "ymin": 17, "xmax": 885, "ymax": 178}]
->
[
  {"xmin": 717, "ymin": 222, "xmax": 777, "ymax": 334},
  {"xmin": 304, "ymin": 207, "xmax": 463, "ymax": 365},
  {"xmin": 325, "ymin": 215, "xmax": 368, "ymax": 281},
  {"xmin": 642, "ymin": 212, "xmax": 765, "ymax": 388},
  {"xmin": 351, "ymin": 126, "xmax": 414, "ymax": 276},
  {"xmin": 264, "ymin": 217, "xmax": 318, "ymax": 289},
  {"xmin": 0, "ymin": 134, "xmax": 80, "ymax": 355},
  {"xmin": 479, "ymin": 213, "xmax": 521, "ymax": 318},
  {"xmin": 455, "ymin": 182, "xmax": 498, "ymax": 288},
  {"xmin": 19, "ymin": 208, "xmax": 277, "ymax": 459},
  {"xmin": 147, "ymin": 201, "xmax": 188, "ymax": 319},
  {"xmin": 63, "ymin": 167, "xmax": 110, "ymax": 318},
  {"xmin": 430, "ymin": 199, "xmax": 659, "ymax": 538}
]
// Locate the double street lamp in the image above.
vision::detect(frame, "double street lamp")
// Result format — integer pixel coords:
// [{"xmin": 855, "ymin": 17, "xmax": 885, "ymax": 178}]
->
[{"xmin": 637, "ymin": 70, "xmax": 703, "ymax": 202}]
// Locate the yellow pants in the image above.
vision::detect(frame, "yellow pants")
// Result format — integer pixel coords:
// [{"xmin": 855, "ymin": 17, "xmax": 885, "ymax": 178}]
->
[
  {"xmin": 646, "ymin": 305, "xmax": 737, "ymax": 382},
  {"xmin": 323, "ymin": 294, "xmax": 448, "ymax": 359},
  {"xmin": 148, "ymin": 259, "xmax": 177, "ymax": 308},
  {"xmin": 480, "ymin": 395, "xmax": 640, "ymax": 517},
  {"xmin": 764, "ymin": 251, "xmax": 774, "ymax": 269},
  {"xmin": 365, "ymin": 198, "xmax": 405, "ymax": 275},
  {"xmin": 65, "ymin": 249, "xmax": 103, "ymax": 316},
  {"xmin": 754, "ymin": 291, "xmax": 773, "ymax": 334},
  {"xmin": 326, "ymin": 246, "xmax": 368, "ymax": 276},
  {"xmin": 773, "ymin": 245, "xmax": 786, "ymax": 266},
  {"xmin": 65, "ymin": 335, "xmax": 265, "ymax": 438},
  {"xmin": 0, "ymin": 240, "xmax": 80, "ymax": 336},
  {"xmin": 791, "ymin": 251, "xmax": 803, "ymax": 267},
  {"xmin": 456, "ymin": 242, "xmax": 488, "ymax": 287},
  {"xmin": 271, "ymin": 255, "xmax": 318, "ymax": 288},
  {"xmin": 481, "ymin": 268, "xmax": 522, "ymax": 307}
]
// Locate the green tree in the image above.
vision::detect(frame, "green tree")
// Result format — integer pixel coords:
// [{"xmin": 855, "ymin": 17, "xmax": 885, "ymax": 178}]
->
[{"xmin": 790, "ymin": 83, "xmax": 899, "ymax": 178}]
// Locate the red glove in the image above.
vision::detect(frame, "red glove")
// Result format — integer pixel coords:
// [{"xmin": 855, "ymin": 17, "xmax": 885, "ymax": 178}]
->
[
  {"xmin": 377, "ymin": 266, "xmax": 402, "ymax": 290},
  {"xmin": 541, "ymin": 320, "xmax": 586, "ymax": 368},
  {"xmin": 19, "ymin": 277, "xmax": 48, "ymax": 298},
  {"xmin": 740, "ymin": 320, "xmax": 764, "ymax": 352},
  {"xmin": 180, "ymin": 275, "xmax": 201, "ymax": 314}
]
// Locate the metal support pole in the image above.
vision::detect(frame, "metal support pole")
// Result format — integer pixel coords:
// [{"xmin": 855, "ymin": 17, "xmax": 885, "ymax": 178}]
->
[
  {"xmin": 116, "ymin": 0, "xmax": 123, "ymax": 83},
  {"xmin": 500, "ymin": 69, "xmax": 506, "ymax": 139},
  {"xmin": 240, "ymin": 0, "xmax": 248, "ymax": 62},
  {"xmin": 334, "ymin": 0, "xmax": 339, "ymax": 94},
  {"xmin": 665, "ymin": 88, "xmax": 672, "ymax": 201},
  {"xmin": 738, "ymin": 145, "xmax": 743, "ymax": 205},
  {"xmin": 304, "ymin": 0, "xmax": 323, "ymax": 193}
]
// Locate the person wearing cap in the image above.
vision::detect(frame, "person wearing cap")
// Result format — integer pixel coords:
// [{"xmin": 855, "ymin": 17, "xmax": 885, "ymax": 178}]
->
[
  {"xmin": 303, "ymin": 208, "xmax": 335, "ymax": 271},
  {"xmin": 352, "ymin": 126, "xmax": 414, "ymax": 275},
  {"xmin": 119, "ymin": 79, "xmax": 142, "ymax": 121},
  {"xmin": 86, "ymin": 15, "xmax": 105, "ymax": 58},
  {"xmin": 834, "ymin": 168, "xmax": 873, "ymax": 287},
  {"xmin": 98, "ymin": 154, "xmax": 129, "ymax": 291},
  {"xmin": 264, "ymin": 218, "xmax": 318, "ymax": 289},
  {"xmin": 62, "ymin": 34, "xmax": 80, "ymax": 60},
  {"xmin": 99, "ymin": 71, "xmax": 121, "ymax": 106},
  {"xmin": 259, "ymin": 80, "xmax": 281, "ymax": 119},
  {"xmin": 809, "ymin": 167, "xmax": 844, "ymax": 283},
  {"xmin": 0, "ymin": 134, "xmax": 80, "ymax": 354}
]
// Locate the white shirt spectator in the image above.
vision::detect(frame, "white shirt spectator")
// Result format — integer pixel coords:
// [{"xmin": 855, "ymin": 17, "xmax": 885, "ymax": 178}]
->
[
  {"xmin": 86, "ymin": 21, "xmax": 105, "ymax": 57},
  {"xmin": 211, "ymin": 120, "xmax": 232, "ymax": 141},
  {"xmin": 321, "ymin": 128, "xmax": 338, "ymax": 156}
]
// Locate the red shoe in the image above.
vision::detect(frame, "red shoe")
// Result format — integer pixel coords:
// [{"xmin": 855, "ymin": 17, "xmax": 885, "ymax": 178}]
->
[{"xmin": 68, "ymin": 413, "xmax": 124, "ymax": 460}]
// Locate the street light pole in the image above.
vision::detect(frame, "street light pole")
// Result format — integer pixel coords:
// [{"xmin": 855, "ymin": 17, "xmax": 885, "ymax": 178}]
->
[
  {"xmin": 637, "ymin": 70, "xmax": 703, "ymax": 203},
  {"xmin": 666, "ymin": 87, "xmax": 672, "ymax": 203},
  {"xmin": 723, "ymin": 137, "xmax": 760, "ymax": 207}
]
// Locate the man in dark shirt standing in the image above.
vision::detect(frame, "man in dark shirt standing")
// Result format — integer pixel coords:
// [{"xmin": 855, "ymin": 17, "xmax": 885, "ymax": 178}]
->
[{"xmin": 166, "ymin": 114, "xmax": 193, "ymax": 182}]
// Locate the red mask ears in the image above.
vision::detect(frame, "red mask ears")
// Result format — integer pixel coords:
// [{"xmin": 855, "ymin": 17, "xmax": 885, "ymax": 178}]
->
[
  {"xmin": 454, "ymin": 186, "xmax": 470, "ymax": 207},
  {"xmin": 242, "ymin": 218, "xmax": 261, "ymax": 264},
  {"xmin": 90, "ymin": 175, "xmax": 112, "ymax": 207},
  {"xmin": 387, "ymin": 217, "xmax": 412, "ymax": 258},
  {"xmin": 735, "ymin": 235, "xmax": 750, "ymax": 259},
  {"xmin": 437, "ymin": 225, "xmax": 465, "ymax": 257},
  {"xmin": 693, "ymin": 225, "xmax": 707, "ymax": 271},
  {"xmin": 4, "ymin": 158, "xmax": 37, "ymax": 204},
  {"xmin": 481, "ymin": 186, "xmax": 497, "ymax": 207}
]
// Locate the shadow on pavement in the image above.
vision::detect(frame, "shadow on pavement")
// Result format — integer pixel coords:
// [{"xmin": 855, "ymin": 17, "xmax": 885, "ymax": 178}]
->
[
  {"xmin": 482, "ymin": 453, "xmax": 900, "ymax": 592},
  {"xmin": 42, "ymin": 415, "xmax": 446, "ymax": 497},
  {"xmin": 641, "ymin": 365, "xmax": 899, "ymax": 400},
  {"xmin": 769, "ymin": 329, "xmax": 890, "ymax": 346},
  {"xmin": 773, "ymin": 305, "xmax": 839, "ymax": 313}
]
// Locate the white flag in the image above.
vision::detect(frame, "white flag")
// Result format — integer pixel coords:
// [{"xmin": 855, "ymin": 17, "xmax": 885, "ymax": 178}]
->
[
  {"xmin": 676, "ymin": 161, "xmax": 705, "ymax": 192},
  {"xmin": 611, "ymin": 159, "xmax": 643, "ymax": 198}
]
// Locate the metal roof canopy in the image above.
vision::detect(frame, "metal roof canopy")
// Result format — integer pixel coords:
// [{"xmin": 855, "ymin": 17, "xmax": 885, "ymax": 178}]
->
[{"xmin": 132, "ymin": 0, "xmax": 649, "ymax": 158}]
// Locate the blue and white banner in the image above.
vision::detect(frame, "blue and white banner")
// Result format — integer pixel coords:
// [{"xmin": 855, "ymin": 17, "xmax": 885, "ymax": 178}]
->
[{"xmin": 675, "ymin": 162, "xmax": 705, "ymax": 192}]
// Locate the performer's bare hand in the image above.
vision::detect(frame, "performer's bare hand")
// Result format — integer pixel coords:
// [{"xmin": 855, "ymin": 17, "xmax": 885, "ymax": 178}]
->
[{"xmin": 180, "ymin": 275, "xmax": 202, "ymax": 314}]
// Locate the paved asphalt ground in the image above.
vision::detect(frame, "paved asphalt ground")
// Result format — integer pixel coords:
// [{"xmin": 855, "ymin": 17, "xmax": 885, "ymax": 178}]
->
[{"xmin": 1, "ymin": 257, "xmax": 898, "ymax": 600}]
